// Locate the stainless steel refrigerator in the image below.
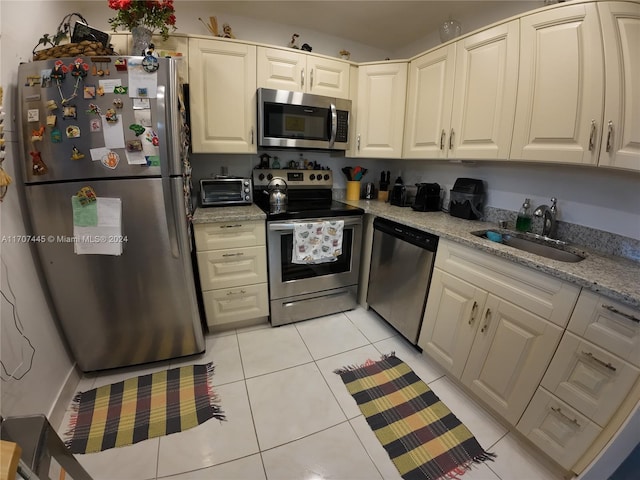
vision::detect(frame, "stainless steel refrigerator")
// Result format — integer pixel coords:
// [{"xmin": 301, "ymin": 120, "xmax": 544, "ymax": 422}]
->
[{"xmin": 17, "ymin": 56, "xmax": 205, "ymax": 371}]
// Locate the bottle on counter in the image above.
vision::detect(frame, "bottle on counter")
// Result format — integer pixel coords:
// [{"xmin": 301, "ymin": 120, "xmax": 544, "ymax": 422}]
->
[{"xmin": 516, "ymin": 198, "xmax": 532, "ymax": 232}]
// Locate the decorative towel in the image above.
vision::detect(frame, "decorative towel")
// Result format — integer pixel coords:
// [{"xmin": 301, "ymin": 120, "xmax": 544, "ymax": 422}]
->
[{"xmin": 292, "ymin": 220, "xmax": 344, "ymax": 264}]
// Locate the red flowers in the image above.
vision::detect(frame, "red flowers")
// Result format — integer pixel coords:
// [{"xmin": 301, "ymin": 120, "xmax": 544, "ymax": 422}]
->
[{"xmin": 107, "ymin": 0, "xmax": 176, "ymax": 40}]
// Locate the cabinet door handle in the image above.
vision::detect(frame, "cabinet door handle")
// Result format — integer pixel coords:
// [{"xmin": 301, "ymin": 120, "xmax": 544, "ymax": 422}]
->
[
  {"xmin": 357, "ymin": 134, "xmax": 361, "ymax": 151},
  {"xmin": 226, "ymin": 289, "xmax": 247, "ymax": 296},
  {"xmin": 550, "ymin": 406, "xmax": 581, "ymax": 428},
  {"xmin": 449, "ymin": 128, "xmax": 454, "ymax": 150},
  {"xmin": 480, "ymin": 308, "xmax": 491, "ymax": 333},
  {"xmin": 581, "ymin": 351, "xmax": 617, "ymax": 372},
  {"xmin": 220, "ymin": 224, "xmax": 243, "ymax": 229},
  {"xmin": 250, "ymin": 128, "xmax": 254, "ymax": 145},
  {"xmin": 602, "ymin": 304, "xmax": 639, "ymax": 323},
  {"xmin": 588, "ymin": 119, "xmax": 597, "ymax": 151},
  {"xmin": 310, "ymin": 68, "xmax": 314, "ymax": 88},
  {"xmin": 301, "ymin": 68, "xmax": 305, "ymax": 89},
  {"xmin": 468, "ymin": 301, "xmax": 478, "ymax": 325},
  {"xmin": 440, "ymin": 130, "xmax": 446, "ymax": 150},
  {"xmin": 222, "ymin": 252, "xmax": 244, "ymax": 258},
  {"xmin": 606, "ymin": 120, "xmax": 613, "ymax": 152}
]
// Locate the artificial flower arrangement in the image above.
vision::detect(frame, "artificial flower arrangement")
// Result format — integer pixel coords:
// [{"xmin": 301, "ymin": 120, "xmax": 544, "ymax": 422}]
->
[{"xmin": 108, "ymin": 0, "xmax": 177, "ymax": 40}]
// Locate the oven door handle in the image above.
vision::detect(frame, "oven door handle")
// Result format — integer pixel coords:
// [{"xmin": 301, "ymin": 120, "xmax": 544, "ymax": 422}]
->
[{"xmin": 269, "ymin": 218, "xmax": 361, "ymax": 231}]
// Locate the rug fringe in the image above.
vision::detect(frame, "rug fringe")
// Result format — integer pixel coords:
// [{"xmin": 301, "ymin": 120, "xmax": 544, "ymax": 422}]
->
[
  {"xmin": 333, "ymin": 352, "xmax": 396, "ymax": 375},
  {"xmin": 63, "ymin": 390, "xmax": 84, "ymax": 449},
  {"xmin": 439, "ymin": 453, "xmax": 496, "ymax": 480},
  {"xmin": 206, "ymin": 362, "xmax": 227, "ymax": 422}
]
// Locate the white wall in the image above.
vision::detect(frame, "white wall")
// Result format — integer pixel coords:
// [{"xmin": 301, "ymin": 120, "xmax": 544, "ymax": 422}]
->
[{"xmin": 0, "ymin": 0, "xmax": 76, "ymax": 421}]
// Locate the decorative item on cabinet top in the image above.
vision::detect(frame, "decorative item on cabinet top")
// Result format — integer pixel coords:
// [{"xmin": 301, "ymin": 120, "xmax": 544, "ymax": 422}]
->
[{"xmin": 439, "ymin": 16, "xmax": 462, "ymax": 42}]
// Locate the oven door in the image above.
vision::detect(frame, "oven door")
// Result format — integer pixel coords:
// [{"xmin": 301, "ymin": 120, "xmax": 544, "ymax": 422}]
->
[{"xmin": 267, "ymin": 216, "xmax": 362, "ymax": 300}]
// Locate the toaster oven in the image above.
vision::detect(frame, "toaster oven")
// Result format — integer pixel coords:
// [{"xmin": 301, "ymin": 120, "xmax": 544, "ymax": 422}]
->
[{"xmin": 200, "ymin": 177, "xmax": 253, "ymax": 207}]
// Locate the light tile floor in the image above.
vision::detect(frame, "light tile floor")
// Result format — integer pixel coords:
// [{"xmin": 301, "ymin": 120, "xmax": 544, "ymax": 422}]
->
[{"xmin": 60, "ymin": 308, "xmax": 568, "ymax": 480}]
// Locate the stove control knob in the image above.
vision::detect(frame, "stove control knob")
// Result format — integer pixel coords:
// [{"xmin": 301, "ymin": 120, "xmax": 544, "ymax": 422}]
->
[
  {"xmin": 317, "ymin": 176, "xmax": 323, "ymax": 181},
  {"xmin": 309, "ymin": 174, "xmax": 315, "ymax": 180},
  {"xmin": 323, "ymin": 174, "xmax": 330, "ymax": 181},
  {"xmin": 244, "ymin": 187, "xmax": 250, "ymax": 193},
  {"xmin": 267, "ymin": 173, "xmax": 273, "ymax": 180},
  {"xmin": 258, "ymin": 173, "xmax": 265, "ymax": 181}
]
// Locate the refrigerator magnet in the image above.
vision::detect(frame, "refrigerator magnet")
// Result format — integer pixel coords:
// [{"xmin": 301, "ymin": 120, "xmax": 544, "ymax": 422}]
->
[
  {"xmin": 31, "ymin": 125, "xmax": 44, "ymax": 142},
  {"xmin": 50, "ymin": 128, "xmax": 62, "ymax": 143},
  {"xmin": 84, "ymin": 86, "xmax": 96, "ymax": 99},
  {"xmin": 30, "ymin": 151, "xmax": 48, "ymax": 175},
  {"xmin": 105, "ymin": 108, "xmax": 118, "ymax": 124},
  {"xmin": 129, "ymin": 123, "xmax": 145, "ymax": 136},
  {"xmin": 86, "ymin": 103, "xmax": 101, "ymax": 116},
  {"xmin": 66, "ymin": 125, "xmax": 80, "ymax": 139},
  {"xmin": 71, "ymin": 146, "xmax": 85, "ymax": 161},
  {"xmin": 46, "ymin": 100, "xmax": 58, "ymax": 111},
  {"xmin": 89, "ymin": 118, "xmax": 101, "ymax": 133},
  {"xmin": 46, "ymin": 114, "xmax": 56, "ymax": 127},
  {"xmin": 126, "ymin": 139, "xmax": 142, "ymax": 152},
  {"xmin": 27, "ymin": 109, "xmax": 39, "ymax": 122},
  {"xmin": 113, "ymin": 98, "xmax": 123, "ymax": 109},
  {"xmin": 62, "ymin": 105, "xmax": 77, "ymax": 119},
  {"xmin": 101, "ymin": 151, "xmax": 119, "ymax": 169},
  {"xmin": 114, "ymin": 58, "xmax": 127, "ymax": 71},
  {"xmin": 113, "ymin": 85, "xmax": 127, "ymax": 95}
]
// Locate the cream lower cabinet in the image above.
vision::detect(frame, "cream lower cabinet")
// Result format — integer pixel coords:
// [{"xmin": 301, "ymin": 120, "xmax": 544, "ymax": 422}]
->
[
  {"xmin": 518, "ymin": 289, "xmax": 640, "ymax": 470},
  {"xmin": 403, "ymin": 20, "xmax": 519, "ymax": 160},
  {"xmin": 188, "ymin": 38, "xmax": 257, "ymax": 153},
  {"xmin": 194, "ymin": 221, "xmax": 269, "ymax": 329},
  {"xmin": 257, "ymin": 47, "xmax": 350, "ymax": 99},
  {"xmin": 418, "ymin": 239, "xmax": 579, "ymax": 426}
]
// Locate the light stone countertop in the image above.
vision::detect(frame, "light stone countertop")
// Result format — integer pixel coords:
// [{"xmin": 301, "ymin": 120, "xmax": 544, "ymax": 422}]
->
[
  {"xmin": 342, "ymin": 199, "xmax": 640, "ymax": 310},
  {"xmin": 191, "ymin": 202, "xmax": 640, "ymax": 310}
]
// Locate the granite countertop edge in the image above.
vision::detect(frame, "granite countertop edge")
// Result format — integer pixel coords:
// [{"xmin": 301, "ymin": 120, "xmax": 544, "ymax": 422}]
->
[
  {"xmin": 345, "ymin": 199, "xmax": 640, "ymax": 310},
  {"xmin": 191, "ymin": 203, "xmax": 640, "ymax": 310}
]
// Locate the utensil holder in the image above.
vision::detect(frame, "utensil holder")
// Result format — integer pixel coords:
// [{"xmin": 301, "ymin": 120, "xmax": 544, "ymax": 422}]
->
[
  {"xmin": 346, "ymin": 181, "xmax": 361, "ymax": 201},
  {"xmin": 377, "ymin": 190, "xmax": 389, "ymax": 202}
]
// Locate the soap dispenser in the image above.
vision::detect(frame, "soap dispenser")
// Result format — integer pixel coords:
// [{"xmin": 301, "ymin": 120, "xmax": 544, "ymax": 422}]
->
[{"xmin": 516, "ymin": 198, "xmax": 532, "ymax": 232}]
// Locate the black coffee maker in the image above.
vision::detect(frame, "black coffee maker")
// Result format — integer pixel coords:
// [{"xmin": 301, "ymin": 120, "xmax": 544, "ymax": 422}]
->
[{"xmin": 412, "ymin": 183, "xmax": 441, "ymax": 211}]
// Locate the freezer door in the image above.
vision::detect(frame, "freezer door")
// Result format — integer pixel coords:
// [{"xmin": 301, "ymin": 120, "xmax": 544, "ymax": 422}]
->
[
  {"xmin": 24, "ymin": 177, "xmax": 204, "ymax": 371},
  {"xmin": 17, "ymin": 57, "xmax": 184, "ymax": 183}
]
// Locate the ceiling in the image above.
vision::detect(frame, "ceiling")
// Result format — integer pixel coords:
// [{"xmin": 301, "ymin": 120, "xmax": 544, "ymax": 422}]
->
[{"xmin": 206, "ymin": 1, "xmax": 544, "ymax": 51}]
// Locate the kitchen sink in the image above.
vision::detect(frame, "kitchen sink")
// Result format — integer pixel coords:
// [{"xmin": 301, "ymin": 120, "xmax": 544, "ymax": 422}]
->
[{"xmin": 472, "ymin": 230, "xmax": 586, "ymax": 263}]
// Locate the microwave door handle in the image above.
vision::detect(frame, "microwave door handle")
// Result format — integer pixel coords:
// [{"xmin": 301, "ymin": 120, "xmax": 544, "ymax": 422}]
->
[{"xmin": 329, "ymin": 102, "xmax": 337, "ymax": 148}]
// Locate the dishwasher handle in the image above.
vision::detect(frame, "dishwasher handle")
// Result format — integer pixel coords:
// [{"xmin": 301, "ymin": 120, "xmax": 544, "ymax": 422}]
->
[{"xmin": 373, "ymin": 217, "xmax": 439, "ymax": 251}]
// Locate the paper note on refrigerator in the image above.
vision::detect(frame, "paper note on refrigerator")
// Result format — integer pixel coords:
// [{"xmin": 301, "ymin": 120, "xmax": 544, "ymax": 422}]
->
[
  {"xmin": 101, "ymin": 115, "xmax": 125, "ymax": 149},
  {"xmin": 73, "ymin": 197, "xmax": 123, "ymax": 256}
]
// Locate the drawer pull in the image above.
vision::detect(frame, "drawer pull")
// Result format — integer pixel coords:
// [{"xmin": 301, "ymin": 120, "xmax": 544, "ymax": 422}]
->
[
  {"xmin": 480, "ymin": 308, "xmax": 491, "ymax": 333},
  {"xmin": 468, "ymin": 301, "xmax": 478, "ymax": 325},
  {"xmin": 602, "ymin": 304, "xmax": 640, "ymax": 323},
  {"xmin": 550, "ymin": 406, "xmax": 581, "ymax": 428},
  {"xmin": 581, "ymin": 351, "xmax": 617, "ymax": 372},
  {"xmin": 222, "ymin": 252, "xmax": 244, "ymax": 258},
  {"xmin": 226, "ymin": 289, "xmax": 246, "ymax": 296},
  {"xmin": 220, "ymin": 224, "xmax": 243, "ymax": 229}
]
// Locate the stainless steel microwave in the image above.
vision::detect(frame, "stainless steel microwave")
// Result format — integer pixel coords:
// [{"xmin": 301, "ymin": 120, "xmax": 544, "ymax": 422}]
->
[
  {"xmin": 200, "ymin": 177, "xmax": 253, "ymax": 207},
  {"xmin": 257, "ymin": 88, "xmax": 351, "ymax": 150}
]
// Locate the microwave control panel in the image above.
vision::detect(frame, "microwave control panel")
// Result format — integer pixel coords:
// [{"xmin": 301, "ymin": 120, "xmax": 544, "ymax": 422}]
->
[{"xmin": 336, "ymin": 110, "xmax": 349, "ymax": 143}]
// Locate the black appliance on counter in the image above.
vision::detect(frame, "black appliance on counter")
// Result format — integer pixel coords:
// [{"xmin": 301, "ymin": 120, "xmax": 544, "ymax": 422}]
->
[
  {"xmin": 412, "ymin": 183, "xmax": 441, "ymax": 211},
  {"xmin": 390, "ymin": 183, "xmax": 417, "ymax": 207},
  {"xmin": 449, "ymin": 178, "xmax": 485, "ymax": 220}
]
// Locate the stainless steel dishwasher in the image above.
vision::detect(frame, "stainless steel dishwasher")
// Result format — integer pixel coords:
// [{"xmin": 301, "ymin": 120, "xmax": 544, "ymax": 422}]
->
[{"xmin": 367, "ymin": 217, "xmax": 439, "ymax": 344}]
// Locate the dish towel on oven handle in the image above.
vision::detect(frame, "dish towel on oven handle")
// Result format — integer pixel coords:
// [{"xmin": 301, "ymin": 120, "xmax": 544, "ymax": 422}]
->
[{"xmin": 292, "ymin": 220, "xmax": 344, "ymax": 264}]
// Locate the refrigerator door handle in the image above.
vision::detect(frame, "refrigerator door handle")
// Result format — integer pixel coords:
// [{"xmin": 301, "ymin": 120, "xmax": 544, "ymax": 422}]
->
[{"xmin": 164, "ymin": 177, "xmax": 181, "ymax": 258}]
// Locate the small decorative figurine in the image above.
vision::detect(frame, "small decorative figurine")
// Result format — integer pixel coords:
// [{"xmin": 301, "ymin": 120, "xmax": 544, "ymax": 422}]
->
[
  {"xmin": 339, "ymin": 49, "xmax": 351, "ymax": 60},
  {"xmin": 105, "ymin": 108, "xmax": 118, "ymax": 124},
  {"xmin": 71, "ymin": 146, "xmax": 85, "ymax": 161},
  {"xmin": 288, "ymin": 33, "xmax": 300, "ymax": 49},
  {"xmin": 31, "ymin": 125, "xmax": 45, "ymax": 142},
  {"xmin": 129, "ymin": 123, "xmax": 146, "ymax": 136},
  {"xmin": 301, "ymin": 43, "xmax": 312, "ymax": 52},
  {"xmin": 76, "ymin": 186, "xmax": 96, "ymax": 206},
  {"xmin": 222, "ymin": 23, "xmax": 235, "ymax": 38},
  {"xmin": 30, "ymin": 151, "xmax": 48, "ymax": 175}
]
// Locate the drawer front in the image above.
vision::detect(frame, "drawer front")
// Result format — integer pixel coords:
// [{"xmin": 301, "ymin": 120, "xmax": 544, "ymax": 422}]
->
[
  {"xmin": 541, "ymin": 331, "xmax": 640, "ymax": 427},
  {"xmin": 202, "ymin": 283, "xmax": 269, "ymax": 327},
  {"xmin": 194, "ymin": 221, "xmax": 265, "ymax": 251},
  {"xmin": 435, "ymin": 240, "xmax": 580, "ymax": 327},
  {"xmin": 517, "ymin": 388, "xmax": 602, "ymax": 470},
  {"xmin": 568, "ymin": 289, "xmax": 640, "ymax": 367},
  {"xmin": 197, "ymin": 246, "xmax": 267, "ymax": 290}
]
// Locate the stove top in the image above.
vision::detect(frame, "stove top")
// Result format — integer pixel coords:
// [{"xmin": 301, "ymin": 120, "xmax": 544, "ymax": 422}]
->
[{"xmin": 252, "ymin": 169, "xmax": 364, "ymax": 220}]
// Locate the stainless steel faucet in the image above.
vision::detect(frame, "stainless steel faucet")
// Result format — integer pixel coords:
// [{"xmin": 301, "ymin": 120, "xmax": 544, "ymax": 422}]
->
[{"xmin": 534, "ymin": 197, "xmax": 558, "ymax": 238}]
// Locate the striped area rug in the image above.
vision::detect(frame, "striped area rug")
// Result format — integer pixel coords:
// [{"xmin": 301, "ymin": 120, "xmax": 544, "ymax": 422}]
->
[
  {"xmin": 65, "ymin": 363, "xmax": 225, "ymax": 454},
  {"xmin": 335, "ymin": 353, "xmax": 495, "ymax": 480}
]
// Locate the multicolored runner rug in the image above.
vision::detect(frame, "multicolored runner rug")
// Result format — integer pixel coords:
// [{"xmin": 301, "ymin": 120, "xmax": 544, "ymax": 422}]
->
[
  {"xmin": 65, "ymin": 363, "xmax": 225, "ymax": 454},
  {"xmin": 335, "ymin": 353, "xmax": 495, "ymax": 480}
]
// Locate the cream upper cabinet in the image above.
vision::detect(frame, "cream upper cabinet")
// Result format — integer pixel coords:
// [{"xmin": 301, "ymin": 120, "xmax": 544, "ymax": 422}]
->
[
  {"xmin": 404, "ymin": 21, "xmax": 519, "ymax": 160},
  {"xmin": 350, "ymin": 62, "xmax": 407, "ymax": 158},
  {"xmin": 597, "ymin": 1, "xmax": 640, "ymax": 171},
  {"xmin": 511, "ymin": 3, "xmax": 605, "ymax": 164},
  {"xmin": 188, "ymin": 38, "xmax": 257, "ymax": 153},
  {"xmin": 257, "ymin": 47, "xmax": 351, "ymax": 99},
  {"xmin": 403, "ymin": 44, "xmax": 456, "ymax": 159}
]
